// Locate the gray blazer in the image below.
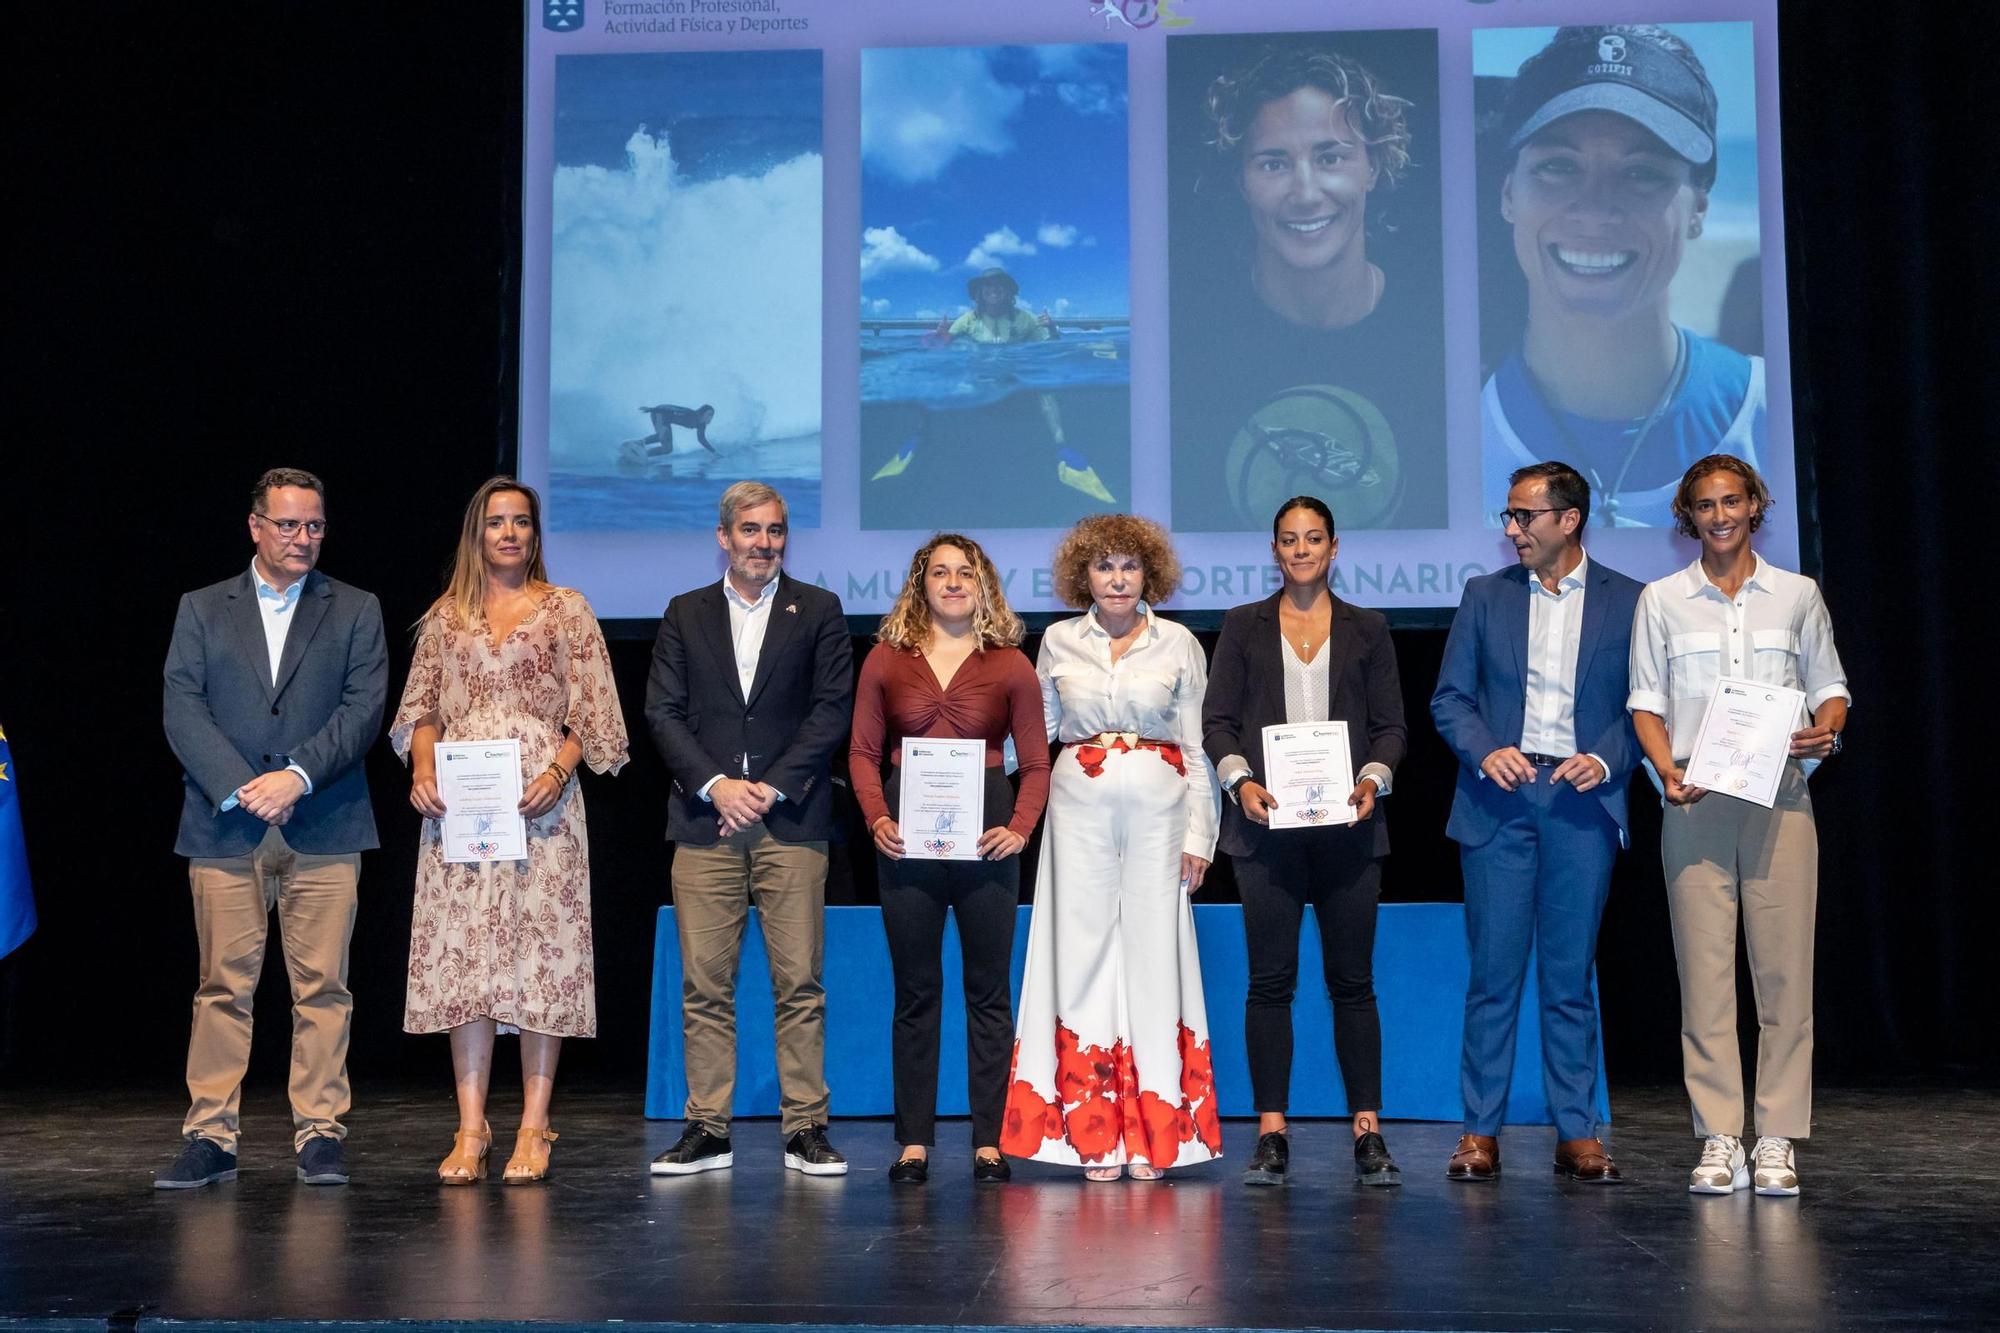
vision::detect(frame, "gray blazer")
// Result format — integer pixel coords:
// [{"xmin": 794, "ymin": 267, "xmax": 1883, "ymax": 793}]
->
[{"xmin": 163, "ymin": 568, "xmax": 388, "ymax": 857}]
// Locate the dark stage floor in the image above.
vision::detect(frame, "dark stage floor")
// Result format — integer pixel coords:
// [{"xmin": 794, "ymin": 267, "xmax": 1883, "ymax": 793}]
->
[{"xmin": 0, "ymin": 1082, "xmax": 1994, "ymax": 1331}]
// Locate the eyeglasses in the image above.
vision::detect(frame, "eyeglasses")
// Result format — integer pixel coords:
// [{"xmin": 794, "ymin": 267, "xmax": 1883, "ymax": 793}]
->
[
  {"xmin": 254, "ymin": 513, "xmax": 327, "ymax": 539},
  {"xmin": 1497, "ymin": 507, "xmax": 1560, "ymax": 529}
]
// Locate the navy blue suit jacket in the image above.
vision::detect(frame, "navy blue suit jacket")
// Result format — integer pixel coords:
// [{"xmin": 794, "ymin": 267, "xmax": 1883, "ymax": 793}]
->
[
  {"xmin": 643, "ymin": 573, "xmax": 853, "ymax": 847},
  {"xmin": 1430, "ymin": 559, "xmax": 1641, "ymax": 849}
]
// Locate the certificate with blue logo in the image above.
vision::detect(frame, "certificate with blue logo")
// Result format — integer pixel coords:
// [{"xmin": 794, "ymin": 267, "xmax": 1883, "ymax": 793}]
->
[
  {"xmin": 900, "ymin": 737, "xmax": 984, "ymax": 861},
  {"xmin": 435, "ymin": 738, "xmax": 529, "ymax": 863},
  {"xmin": 1682, "ymin": 677, "xmax": 1806, "ymax": 809},
  {"xmin": 1262, "ymin": 723, "xmax": 1356, "ymax": 830}
]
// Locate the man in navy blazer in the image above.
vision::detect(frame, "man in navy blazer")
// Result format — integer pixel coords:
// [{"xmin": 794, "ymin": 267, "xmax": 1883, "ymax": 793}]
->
[
  {"xmin": 1431, "ymin": 462, "xmax": 1640, "ymax": 1186},
  {"xmin": 644, "ymin": 481, "xmax": 854, "ymax": 1178},
  {"xmin": 157, "ymin": 468, "xmax": 386, "ymax": 1189}
]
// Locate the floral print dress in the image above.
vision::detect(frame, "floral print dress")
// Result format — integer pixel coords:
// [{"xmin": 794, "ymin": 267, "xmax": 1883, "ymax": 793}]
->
[{"xmin": 391, "ymin": 587, "xmax": 627, "ymax": 1038}]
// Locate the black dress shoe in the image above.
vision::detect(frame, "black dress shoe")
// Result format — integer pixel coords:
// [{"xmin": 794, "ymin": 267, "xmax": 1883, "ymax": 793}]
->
[
  {"xmin": 973, "ymin": 1154, "xmax": 1012, "ymax": 1183},
  {"xmin": 650, "ymin": 1123, "xmax": 733, "ymax": 1176},
  {"xmin": 888, "ymin": 1155, "xmax": 929, "ymax": 1185},
  {"xmin": 1354, "ymin": 1130, "xmax": 1402, "ymax": 1187},
  {"xmin": 1244, "ymin": 1131, "xmax": 1289, "ymax": 1187}
]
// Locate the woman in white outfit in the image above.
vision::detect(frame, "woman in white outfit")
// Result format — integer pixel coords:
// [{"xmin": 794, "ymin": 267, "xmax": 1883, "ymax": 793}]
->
[{"xmin": 1001, "ymin": 514, "xmax": 1223, "ymax": 1180}]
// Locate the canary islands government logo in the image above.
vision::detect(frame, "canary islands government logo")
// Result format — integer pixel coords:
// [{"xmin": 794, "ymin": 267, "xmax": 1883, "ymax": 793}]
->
[{"xmin": 544, "ymin": 0, "xmax": 584, "ymax": 32}]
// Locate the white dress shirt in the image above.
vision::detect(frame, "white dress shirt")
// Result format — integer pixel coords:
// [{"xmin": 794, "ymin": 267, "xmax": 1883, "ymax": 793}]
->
[
  {"xmin": 1035, "ymin": 604, "xmax": 1220, "ymax": 860},
  {"xmin": 1628, "ymin": 553, "xmax": 1850, "ymax": 766},
  {"xmin": 221, "ymin": 561, "xmax": 315, "ymax": 810},
  {"xmin": 1520, "ymin": 550, "xmax": 1589, "ymax": 757},
  {"xmin": 1215, "ymin": 635, "xmax": 1394, "ymax": 797},
  {"xmin": 699, "ymin": 572, "xmax": 783, "ymax": 800}
]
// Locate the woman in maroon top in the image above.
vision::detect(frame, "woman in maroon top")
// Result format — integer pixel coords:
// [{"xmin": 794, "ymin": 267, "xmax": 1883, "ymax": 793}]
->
[{"xmin": 849, "ymin": 533, "xmax": 1050, "ymax": 1184}]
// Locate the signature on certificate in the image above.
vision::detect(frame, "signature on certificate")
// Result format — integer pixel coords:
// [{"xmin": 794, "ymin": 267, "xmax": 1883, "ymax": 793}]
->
[{"xmin": 934, "ymin": 810, "xmax": 959, "ymax": 834}]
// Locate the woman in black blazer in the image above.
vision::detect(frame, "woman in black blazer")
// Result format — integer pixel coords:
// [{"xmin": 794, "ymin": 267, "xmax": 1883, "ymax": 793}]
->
[{"xmin": 1201, "ymin": 495, "xmax": 1408, "ymax": 1188}]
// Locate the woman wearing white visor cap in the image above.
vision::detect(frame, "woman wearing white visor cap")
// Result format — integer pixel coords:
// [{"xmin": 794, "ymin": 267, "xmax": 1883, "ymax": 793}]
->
[{"xmin": 1481, "ymin": 25, "xmax": 1764, "ymax": 529}]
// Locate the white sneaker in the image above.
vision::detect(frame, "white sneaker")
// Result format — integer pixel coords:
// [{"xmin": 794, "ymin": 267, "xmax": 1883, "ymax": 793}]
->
[
  {"xmin": 1752, "ymin": 1136, "xmax": 1800, "ymax": 1196},
  {"xmin": 1689, "ymin": 1135, "xmax": 1748, "ymax": 1194}
]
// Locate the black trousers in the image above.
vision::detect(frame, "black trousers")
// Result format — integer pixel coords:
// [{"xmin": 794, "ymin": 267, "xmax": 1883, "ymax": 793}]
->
[
  {"xmin": 878, "ymin": 766, "xmax": 1020, "ymax": 1146},
  {"xmin": 1235, "ymin": 826, "xmax": 1384, "ymax": 1113}
]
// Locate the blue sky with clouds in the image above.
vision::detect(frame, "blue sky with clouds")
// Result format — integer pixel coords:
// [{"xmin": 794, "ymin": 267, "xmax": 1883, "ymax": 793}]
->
[{"xmin": 860, "ymin": 44, "xmax": 1130, "ymax": 321}]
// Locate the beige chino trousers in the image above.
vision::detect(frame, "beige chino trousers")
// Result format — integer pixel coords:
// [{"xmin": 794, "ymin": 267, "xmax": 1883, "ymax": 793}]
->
[
  {"xmin": 183, "ymin": 824, "xmax": 359, "ymax": 1153},
  {"xmin": 1661, "ymin": 765, "xmax": 1818, "ymax": 1141},
  {"xmin": 671, "ymin": 825, "xmax": 830, "ymax": 1137}
]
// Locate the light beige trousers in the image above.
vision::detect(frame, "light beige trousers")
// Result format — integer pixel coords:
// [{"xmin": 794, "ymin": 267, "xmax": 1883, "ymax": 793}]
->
[
  {"xmin": 1661, "ymin": 766, "xmax": 1818, "ymax": 1140},
  {"xmin": 671, "ymin": 827, "xmax": 829, "ymax": 1137},
  {"xmin": 184, "ymin": 824, "xmax": 359, "ymax": 1153}
]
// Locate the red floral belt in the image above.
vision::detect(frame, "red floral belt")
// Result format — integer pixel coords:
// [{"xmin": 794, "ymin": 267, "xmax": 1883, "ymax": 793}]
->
[{"xmin": 1069, "ymin": 732, "xmax": 1187, "ymax": 778}]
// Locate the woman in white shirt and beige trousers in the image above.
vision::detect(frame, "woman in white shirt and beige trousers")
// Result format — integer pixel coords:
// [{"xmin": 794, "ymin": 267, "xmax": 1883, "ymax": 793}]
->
[{"xmin": 1628, "ymin": 454, "xmax": 1849, "ymax": 1198}]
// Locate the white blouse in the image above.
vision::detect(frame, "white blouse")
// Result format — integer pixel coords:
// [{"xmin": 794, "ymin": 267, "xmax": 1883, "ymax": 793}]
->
[
  {"xmin": 1628, "ymin": 554, "xmax": 1850, "ymax": 763},
  {"xmin": 1036, "ymin": 604, "xmax": 1220, "ymax": 861}
]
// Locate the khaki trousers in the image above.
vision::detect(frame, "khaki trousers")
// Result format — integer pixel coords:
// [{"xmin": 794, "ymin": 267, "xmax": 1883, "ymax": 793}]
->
[
  {"xmin": 1662, "ymin": 766, "xmax": 1818, "ymax": 1140},
  {"xmin": 671, "ymin": 826, "xmax": 829, "ymax": 1136},
  {"xmin": 184, "ymin": 824, "xmax": 359, "ymax": 1153}
]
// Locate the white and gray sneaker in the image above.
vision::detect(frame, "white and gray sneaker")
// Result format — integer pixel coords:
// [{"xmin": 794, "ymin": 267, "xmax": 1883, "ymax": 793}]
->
[
  {"xmin": 1752, "ymin": 1136, "xmax": 1800, "ymax": 1196},
  {"xmin": 1689, "ymin": 1135, "xmax": 1749, "ymax": 1194}
]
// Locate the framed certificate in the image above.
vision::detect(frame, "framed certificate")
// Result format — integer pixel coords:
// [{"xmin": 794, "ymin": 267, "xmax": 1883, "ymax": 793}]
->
[
  {"xmin": 1682, "ymin": 677, "xmax": 1807, "ymax": 809},
  {"xmin": 435, "ymin": 738, "xmax": 529, "ymax": 863},
  {"xmin": 899, "ymin": 737, "xmax": 985, "ymax": 860},
  {"xmin": 1261, "ymin": 722, "xmax": 1357, "ymax": 830}
]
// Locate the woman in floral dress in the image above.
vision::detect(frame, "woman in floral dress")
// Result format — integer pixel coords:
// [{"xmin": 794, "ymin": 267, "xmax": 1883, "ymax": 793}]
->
[
  {"xmin": 394, "ymin": 476, "xmax": 627, "ymax": 1185},
  {"xmin": 1002, "ymin": 514, "xmax": 1223, "ymax": 1180}
]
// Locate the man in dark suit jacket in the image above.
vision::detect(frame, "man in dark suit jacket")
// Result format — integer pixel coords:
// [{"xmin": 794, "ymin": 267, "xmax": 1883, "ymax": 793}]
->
[
  {"xmin": 157, "ymin": 468, "xmax": 386, "ymax": 1190},
  {"xmin": 1431, "ymin": 462, "xmax": 1641, "ymax": 1186},
  {"xmin": 644, "ymin": 481, "xmax": 854, "ymax": 1177}
]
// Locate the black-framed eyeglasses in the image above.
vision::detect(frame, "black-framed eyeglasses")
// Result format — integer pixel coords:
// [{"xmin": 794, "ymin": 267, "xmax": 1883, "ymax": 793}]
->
[
  {"xmin": 1497, "ymin": 507, "xmax": 1559, "ymax": 529},
  {"xmin": 254, "ymin": 513, "xmax": 327, "ymax": 539}
]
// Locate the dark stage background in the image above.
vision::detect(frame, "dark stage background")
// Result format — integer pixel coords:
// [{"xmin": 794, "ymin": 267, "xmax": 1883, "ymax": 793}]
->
[{"xmin": 2, "ymin": 8, "xmax": 1991, "ymax": 1101}]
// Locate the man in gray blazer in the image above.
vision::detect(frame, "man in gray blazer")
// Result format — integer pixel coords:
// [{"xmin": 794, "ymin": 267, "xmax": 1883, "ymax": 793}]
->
[{"xmin": 156, "ymin": 468, "xmax": 387, "ymax": 1189}]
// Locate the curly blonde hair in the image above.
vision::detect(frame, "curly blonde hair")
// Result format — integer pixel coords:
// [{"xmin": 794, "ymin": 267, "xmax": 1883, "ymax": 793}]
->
[
  {"xmin": 1050, "ymin": 514, "xmax": 1182, "ymax": 610},
  {"xmin": 876, "ymin": 533, "xmax": 1024, "ymax": 650},
  {"xmin": 1205, "ymin": 45, "xmax": 1413, "ymax": 188}
]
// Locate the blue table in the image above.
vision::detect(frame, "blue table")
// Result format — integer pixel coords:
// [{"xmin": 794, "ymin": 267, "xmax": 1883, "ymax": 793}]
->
[{"xmin": 646, "ymin": 903, "xmax": 1609, "ymax": 1124}]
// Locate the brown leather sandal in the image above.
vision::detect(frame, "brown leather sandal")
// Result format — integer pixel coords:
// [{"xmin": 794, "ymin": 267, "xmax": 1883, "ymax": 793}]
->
[
  {"xmin": 439, "ymin": 1122, "xmax": 491, "ymax": 1185},
  {"xmin": 501, "ymin": 1127, "xmax": 559, "ymax": 1184}
]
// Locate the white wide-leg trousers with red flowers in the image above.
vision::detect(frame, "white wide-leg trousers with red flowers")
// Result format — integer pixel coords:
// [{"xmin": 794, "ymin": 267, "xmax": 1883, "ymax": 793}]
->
[{"xmin": 1002, "ymin": 739, "xmax": 1222, "ymax": 1168}]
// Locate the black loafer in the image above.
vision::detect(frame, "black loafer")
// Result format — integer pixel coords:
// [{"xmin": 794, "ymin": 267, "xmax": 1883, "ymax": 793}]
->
[
  {"xmin": 1354, "ymin": 1130, "xmax": 1402, "ymax": 1187},
  {"xmin": 888, "ymin": 1156, "xmax": 929, "ymax": 1185},
  {"xmin": 973, "ymin": 1154, "xmax": 1012, "ymax": 1183},
  {"xmin": 1244, "ymin": 1131, "xmax": 1289, "ymax": 1187}
]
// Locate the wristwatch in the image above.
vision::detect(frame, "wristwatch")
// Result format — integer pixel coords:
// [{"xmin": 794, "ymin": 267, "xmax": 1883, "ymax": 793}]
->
[
  {"xmin": 1222, "ymin": 771, "xmax": 1249, "ymax": 803},
  {"xmin": 1827, "ymin": 730, "xmax": 1844, "ymax": 757}
]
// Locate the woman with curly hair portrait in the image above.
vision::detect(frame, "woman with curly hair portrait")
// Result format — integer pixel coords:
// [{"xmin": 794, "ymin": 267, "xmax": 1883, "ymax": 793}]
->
[
  {"xmin": 1168, "ymin": 34, "xmax": 1447, "ymax": 532},
  {"xmin": 848, "ymin": 533, "xmax": 1050, "ymax": 1186},
  {"xmin": 1001, "ymin": 514, "xmax": 1223, "ymax": 1181}
]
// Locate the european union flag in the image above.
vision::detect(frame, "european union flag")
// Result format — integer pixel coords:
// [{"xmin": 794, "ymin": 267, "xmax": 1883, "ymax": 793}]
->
[{"xmin": 0, "ymin": 722, "xmax": 34, "ymax": 960}]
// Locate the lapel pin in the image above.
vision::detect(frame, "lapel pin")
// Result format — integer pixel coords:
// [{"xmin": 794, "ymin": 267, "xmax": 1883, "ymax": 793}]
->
[{"xmin": 785, "ymin": 603, "xmax": 798, "ymax": 614}]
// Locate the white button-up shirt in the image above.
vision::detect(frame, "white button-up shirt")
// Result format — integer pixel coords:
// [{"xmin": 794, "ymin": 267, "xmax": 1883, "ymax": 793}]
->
[
  {"xmin": 221, "ymin": 559, "xmax": 314, "ymax": 808},
  {"xmin": 1035, "ymin": 603, "xmax": 1219, "ymax": 860},
  {"xmin": 1519, "ymin": 551, "xmax": 1589, "ymax": 758},
  {"xmin": 252, "ymin": 558, "xmax": 303, "ymax": 687},
  {"xmin": 723, "ymin": 572, "xmax": 780, "ymax": 699},
  {"xmin": 698, "ymin": 572, "xmax": 784, "ymax": 801},
  {"xmin": 1628, "ymin": 554, "xmax": 1850, "ymax": 764}
]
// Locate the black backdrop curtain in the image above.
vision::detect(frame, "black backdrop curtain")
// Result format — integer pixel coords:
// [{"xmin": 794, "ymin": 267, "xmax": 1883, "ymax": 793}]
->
[{"xmin": 3, "ymin": 6, "xmax": 1991, "ymax": 1090}]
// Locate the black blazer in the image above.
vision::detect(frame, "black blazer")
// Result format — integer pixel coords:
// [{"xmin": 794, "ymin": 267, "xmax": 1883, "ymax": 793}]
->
[
  {"xmin": 1201, "ymin": 591, "xmax": 1407, "ymax": 860},
  {"xmin": 643, "ymin": 573, "xmax": 853, "ymax": 846}
]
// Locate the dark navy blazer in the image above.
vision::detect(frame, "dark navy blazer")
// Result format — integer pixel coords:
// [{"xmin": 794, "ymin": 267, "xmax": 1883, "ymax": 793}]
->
[{"xmin": 1430, "ymin": 559, "xmax": 1642, "ymax": 849}]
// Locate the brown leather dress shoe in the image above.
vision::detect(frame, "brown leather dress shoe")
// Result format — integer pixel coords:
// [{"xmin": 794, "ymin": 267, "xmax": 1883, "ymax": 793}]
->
[
  {"xmin": 1553, "ymin": 1137, "xmax": 1623, "ymax": 1184},
  {"xmin": 1446, "ymin": 1134, "xmax": 1500, "ymax": 1182}
]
